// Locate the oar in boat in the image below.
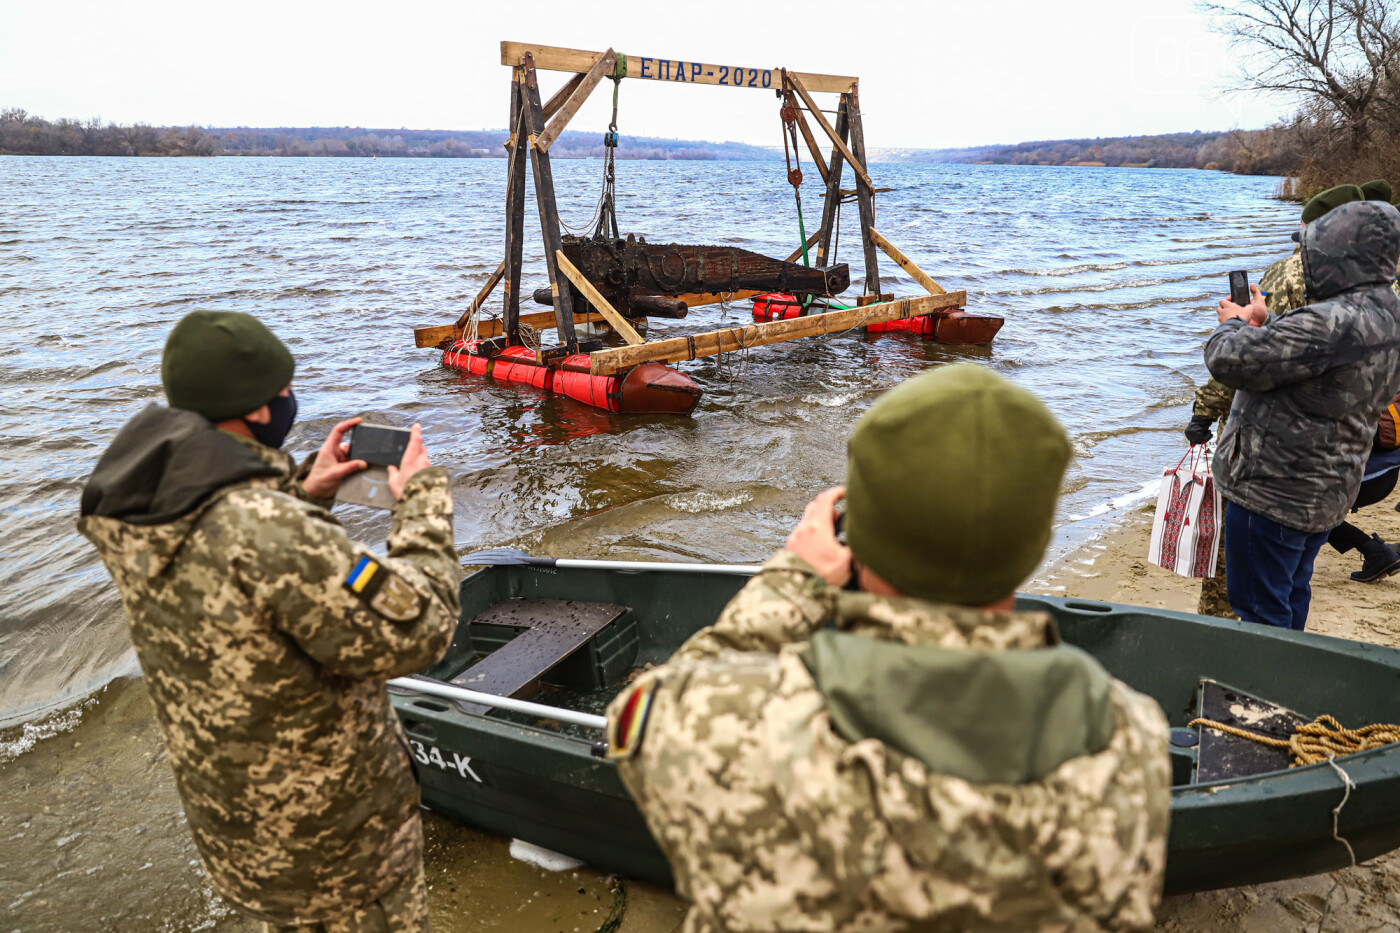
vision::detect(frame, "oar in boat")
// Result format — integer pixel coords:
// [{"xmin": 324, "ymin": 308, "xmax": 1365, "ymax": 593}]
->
[
  {"xmin": 461, "ymin": 547, "xmax": 761, "ymax": 576},
  {"xmin": 387, "ymin": 675, "xmax": 607, "ymax": 730}
]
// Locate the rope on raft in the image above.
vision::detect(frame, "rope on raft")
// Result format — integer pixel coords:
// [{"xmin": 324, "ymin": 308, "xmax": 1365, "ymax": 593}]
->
[{"xmin": 1187, "ymin": 714, "xmax": 1400, "ymax": 767}]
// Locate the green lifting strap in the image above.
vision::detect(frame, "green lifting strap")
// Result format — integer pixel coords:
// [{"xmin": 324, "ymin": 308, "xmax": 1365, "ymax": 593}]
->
[{"xmin": 613, "ymin": 53, "xmax": 628, "ymax": 79}]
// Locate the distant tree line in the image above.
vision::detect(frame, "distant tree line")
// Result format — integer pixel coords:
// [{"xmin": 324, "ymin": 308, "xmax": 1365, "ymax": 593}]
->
[
  {"xmin": 0, "ymin": 109, "xmax": 220, "ymax": 156},
  {"xmin": 1208, "ymin": 0, "xmax": 1400, "ymax": 199},
  {"xmin": 0, "ymin": 111, "xmax": 774, "ymax": 161},
  {"xmin": 896, "ymin": 128, "xmax": 1298, "ymax": 175}
]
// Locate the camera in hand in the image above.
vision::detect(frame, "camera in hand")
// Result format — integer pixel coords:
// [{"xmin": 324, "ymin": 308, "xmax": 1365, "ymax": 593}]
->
[
  {"xmin": 349, "ymin": 424, "xmax": 412, "ymax": 467},
  {"xmin": 337, "ymin": 424, "xmax": 412, "ymax": 510},
  {"xmin": 1228, "ymin": 270, "xmax": 1250, "ymax": 307}
]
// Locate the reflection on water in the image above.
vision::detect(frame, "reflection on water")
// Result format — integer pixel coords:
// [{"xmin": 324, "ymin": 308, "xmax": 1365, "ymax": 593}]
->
[{"xmin": 0, "ymin": 155, "xmax": 1295, "ymax": 929}]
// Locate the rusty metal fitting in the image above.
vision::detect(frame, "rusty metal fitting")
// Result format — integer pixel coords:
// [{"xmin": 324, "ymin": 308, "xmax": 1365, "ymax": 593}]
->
[{"xmin": 787, "ymin": 168, "xmax": 803, "ymax": 187}]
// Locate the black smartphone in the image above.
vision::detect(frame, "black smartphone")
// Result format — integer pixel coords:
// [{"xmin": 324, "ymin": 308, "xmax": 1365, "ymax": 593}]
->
[
  {"xmin": 349, "ymin": 424, "xmax": 411, "ymax": 468},
  {"xmin": 1228, "ymin": 270, "xmax": 1250, "ymax": 307}
]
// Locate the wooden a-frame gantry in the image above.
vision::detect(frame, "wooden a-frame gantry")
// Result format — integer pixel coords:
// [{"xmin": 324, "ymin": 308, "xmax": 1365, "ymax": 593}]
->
[{"xmin": 414, "ymin": 41, "xmax": 991, "ymax": 381}]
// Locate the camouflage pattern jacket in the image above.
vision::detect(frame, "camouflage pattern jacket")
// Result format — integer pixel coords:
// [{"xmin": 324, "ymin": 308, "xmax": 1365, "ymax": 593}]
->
[
  {"xmin": 1206, "ymin": 201, "xmax": 1400, "ymax": 532},
  {"xmin": 77, "ymin": 406, "xmax": 459, "ymax": 923},
  {"xmin": 1193, "ymin": 247, "xmax": 1306, "ymax": 421},
  {"xmin": 609, "ymin": 551, "xmax": 1172, "ymax": 933}
]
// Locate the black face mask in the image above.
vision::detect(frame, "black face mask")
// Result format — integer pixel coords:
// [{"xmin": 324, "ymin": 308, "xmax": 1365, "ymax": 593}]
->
[{"xmin": 247, "ymin": 390, "xmax": 298, "ymax": 449}]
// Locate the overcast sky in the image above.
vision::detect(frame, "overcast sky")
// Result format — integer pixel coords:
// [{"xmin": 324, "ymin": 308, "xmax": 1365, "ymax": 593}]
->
[{"xmin": 1, "ymin": 0, "xmax": 1292, "ymax": 149}]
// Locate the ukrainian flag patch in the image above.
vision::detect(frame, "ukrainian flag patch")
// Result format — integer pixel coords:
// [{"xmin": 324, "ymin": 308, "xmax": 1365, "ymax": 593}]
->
[{"xmin": 345, "ymin": 555, "xmax": 386, "ymax": 600}]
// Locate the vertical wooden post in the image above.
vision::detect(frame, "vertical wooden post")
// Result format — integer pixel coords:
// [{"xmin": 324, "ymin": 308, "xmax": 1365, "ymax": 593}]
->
[
  {"xmin": 501, "ymin": 69, "xmax": 527, "ymax": 346},
  {"xmin": 845, "ymin": 88, "xmax": 880, "ymax": 296},
  {"xmin": 816, "ymin": 97, "xmax": 850, "ymax": 269},
  {"xmin": 520, "ymin": 52, "xmax": 579, "ymax": 350}
]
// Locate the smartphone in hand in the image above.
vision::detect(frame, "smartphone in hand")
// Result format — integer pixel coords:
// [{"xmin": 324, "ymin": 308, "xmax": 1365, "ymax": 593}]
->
[
  {"xmin": 349, "ymin": 424, "xmax": 412, "ymax": 468},
  {"xmin": 1228, "ymin": 270, "xmax": 1250, "ymax": 307}
]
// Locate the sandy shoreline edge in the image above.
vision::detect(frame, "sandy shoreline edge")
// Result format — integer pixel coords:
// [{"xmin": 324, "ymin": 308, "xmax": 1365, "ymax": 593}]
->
[{"xmin": 1032, "ymin": 502, "xmax": 1400, "ymax": 932}]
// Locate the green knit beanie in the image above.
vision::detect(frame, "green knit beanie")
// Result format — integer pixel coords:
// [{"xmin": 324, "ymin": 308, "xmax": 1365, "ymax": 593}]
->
[
  {"xmin": 844, "ymin": 364, "xmax": 1071, "ymax": 606},
  {"xmin": 161, "ymin": 311, "xmax": 295, "ymax": 421},
  {"xmin": 1361, "ymin": 179, "xmax": 1393, "ymax": 204},
  {"xmin": 1302, "ymin": 184, "xmax": 1365, "ymax": 223}
]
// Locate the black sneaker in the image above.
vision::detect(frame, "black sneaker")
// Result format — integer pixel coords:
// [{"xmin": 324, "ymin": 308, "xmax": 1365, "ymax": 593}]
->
[{"xmin": 1352, "ymin": 534, "xmax": 1400, "ymax": 583}]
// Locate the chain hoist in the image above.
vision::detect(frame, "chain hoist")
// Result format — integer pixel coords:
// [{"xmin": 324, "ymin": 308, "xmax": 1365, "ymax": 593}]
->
[{"xmin": 594, "ymin": 69, "xmax": 624, "ymax": 241}]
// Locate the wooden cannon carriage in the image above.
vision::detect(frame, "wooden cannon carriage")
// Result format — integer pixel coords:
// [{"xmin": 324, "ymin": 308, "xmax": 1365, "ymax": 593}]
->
[{"xmin": 412, "ymin": 41, "xmax": 1003, "ymax": 414}]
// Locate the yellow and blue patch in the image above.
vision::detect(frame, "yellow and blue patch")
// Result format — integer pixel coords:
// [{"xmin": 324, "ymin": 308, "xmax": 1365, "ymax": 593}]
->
[{"xmin": 344, "ymin": 555, "xmax": 386, "ymax": 600}]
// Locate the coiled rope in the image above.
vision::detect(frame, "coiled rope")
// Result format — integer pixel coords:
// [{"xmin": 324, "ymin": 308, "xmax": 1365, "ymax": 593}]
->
[{"xmin": 1187, "ymin": 714, "xmax": 1400, "ymax": 767}]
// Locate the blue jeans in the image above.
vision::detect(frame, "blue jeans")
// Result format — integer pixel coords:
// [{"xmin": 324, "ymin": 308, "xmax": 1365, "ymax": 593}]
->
[{"xmin": 1224, "ymin": 501, "xmax": 1329, "ymax": 630}]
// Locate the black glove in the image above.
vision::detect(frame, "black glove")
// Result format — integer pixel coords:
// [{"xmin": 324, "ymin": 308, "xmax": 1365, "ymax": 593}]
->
[{"xmin": 1184, "ymin": 415, "xmax": 1214, "ymax": 446}]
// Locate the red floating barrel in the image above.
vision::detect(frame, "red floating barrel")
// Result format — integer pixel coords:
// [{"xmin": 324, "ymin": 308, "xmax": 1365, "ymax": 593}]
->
[
  {"xmin": 442, "ymin": 340, "xmax": 702, "ymax": 415},
  {"xmin": 752, "ymin": 293, "xmax": 804, "ymax": 322}
]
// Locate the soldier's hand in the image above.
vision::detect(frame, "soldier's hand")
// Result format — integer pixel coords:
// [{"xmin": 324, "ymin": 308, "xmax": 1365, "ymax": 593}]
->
[
  {"xmin": 1184, "ymin": 415, "xmax": 1214, "ymax": 446},
  {"xmin": 388, "ymin": 424, "xmax": 431, "ymax": 501},
  {"xmin": 303, "ymin": 417, "xmax": 369, "ymax": 499},
  {"xmin": 785, "ymin": 486, "xmax": 852, "ymax": 588}
]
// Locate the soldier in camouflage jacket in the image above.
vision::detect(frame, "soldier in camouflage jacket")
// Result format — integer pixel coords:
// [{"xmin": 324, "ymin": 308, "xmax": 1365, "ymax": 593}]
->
[
  {"xmin": 78, "ymin": 312, "xmax": 459, "ymax": 930},
  {"xmin": 607, "ymin": 366, "xmax": 1171, "ymax": 933}
]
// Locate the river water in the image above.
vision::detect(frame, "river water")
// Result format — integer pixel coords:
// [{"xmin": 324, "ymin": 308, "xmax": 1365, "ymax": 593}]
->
[{"xmin": 0, "ymin": 156, "xmax": 1295, "ymax": 930}]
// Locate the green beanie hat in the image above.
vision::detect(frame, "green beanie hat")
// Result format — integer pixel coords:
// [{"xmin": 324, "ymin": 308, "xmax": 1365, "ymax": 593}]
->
[
  {"xmin": 161, "ymin": 311, "xmax": 295, "ymax": 421},
  {"xmin": 844, "ymin": 364, "xmax": 1071, "ymax": 606},
  {"xmin": 1301, "ymin": 184, "xmax": 1364, "ymax": 223},
  {"xmin": 1361, "ymin": 179, "xmax": 1393, "ymax": 204}
]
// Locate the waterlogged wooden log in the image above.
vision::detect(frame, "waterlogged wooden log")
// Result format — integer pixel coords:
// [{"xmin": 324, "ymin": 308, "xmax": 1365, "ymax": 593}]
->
[
  {"xmin": 535, "ymin": 49, "xmax": 616, "ymax": 153},
  {"xmin": 588, "ymin": 291, "xmax": 966, "ymax": 375},
  {"xmin": 867, "ymin": 227, "xmax": 945, "ymax": 296},
  {"xmin": 560, "ymin": 237, "xmax": 848, "ymax": 314},
  {"xmin": 785, "ymin": 73, "xmax": 874, "ymax": 192},
  {"xmin": 556, "ymin": 250, "xmax": 645, "ymax": 346},
  {"xmin": 501, "ymin": 41, "xmax": 858, "ymax": 95}
]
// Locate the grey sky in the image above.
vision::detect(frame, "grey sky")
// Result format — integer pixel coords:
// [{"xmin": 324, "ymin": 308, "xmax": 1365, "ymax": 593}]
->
[{"xmin": 1, "ymin": 0, "xmax": 1289, "ymax": 149}]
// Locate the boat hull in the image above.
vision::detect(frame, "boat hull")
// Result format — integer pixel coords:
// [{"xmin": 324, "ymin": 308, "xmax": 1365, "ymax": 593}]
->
[{"xmin": 392, "ymin": 565, "xmax": 1400, "ymax": 894}]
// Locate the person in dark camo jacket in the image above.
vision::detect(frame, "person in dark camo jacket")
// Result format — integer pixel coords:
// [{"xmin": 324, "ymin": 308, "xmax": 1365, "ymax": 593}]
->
[
  {"xmin": 1206, "ymin": 199, "xmax": 1400, "ymax": 630},
  {"xmin": 77, "ymin": 311, "xmax": 459, "ymax": 932}
]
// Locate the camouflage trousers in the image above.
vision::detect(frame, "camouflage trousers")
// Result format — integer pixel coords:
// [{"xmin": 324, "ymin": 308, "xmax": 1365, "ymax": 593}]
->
[
  {"xmin": 261, "ymin": 862, "xmax": 429, "ymax": 933},
  {"xmin": 1198, "ymin": 500, "xmax": 1239, "ymax": 619}
]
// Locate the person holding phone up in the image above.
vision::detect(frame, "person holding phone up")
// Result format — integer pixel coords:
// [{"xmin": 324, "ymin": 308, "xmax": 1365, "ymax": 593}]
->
[
  {"xmin": 1205, "ymin": 199, "xmax": 1400, "ymax": 630},
  {"xmin": 78, "ymin": 310, "xmax": 458, "ymax": 932}
]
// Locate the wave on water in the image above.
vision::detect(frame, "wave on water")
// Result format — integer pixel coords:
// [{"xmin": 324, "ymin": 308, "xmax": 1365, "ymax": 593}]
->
[{"xmin": 0, "ymin": 693, "xmax": 99, "ymax": 764}]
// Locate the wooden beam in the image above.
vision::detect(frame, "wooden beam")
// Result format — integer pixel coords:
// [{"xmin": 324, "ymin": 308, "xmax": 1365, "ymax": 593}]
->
[
  {"xmin": 520, "ymin": 53, "xmax": 579, "ymax": 349},
  {"xmin": 588, "ymin": 291, "xmax": 966, "ymax": 375},
  {"xmin": 845, "ymin": 89, "xmax": 880, "ymax": 295},
  {"xmin": 785, "ymin": 72, "xmax": 874, "ymax": 192},
  {"xmin": 816, "ymin": 97, "xmax": 849, "ymax": 269},
  {"xmin": 535, "ymin": 49, "xmax": 615, "ymax": 153},
  {"xmin": 501, "ymin": 41, "xmax": 858, "ymax": 95},
  {"xmin": 783, "ymin": 90, "xmax": 828, "ymax": 184},
  {"xmin": 502, "ymin": 72, "xmax": 528, "ymax": 344},
  {"xmin": 414, "ymin": 309, "xmax": 607, "ymax": 349},
  {"xmin": 867, "ymin": 228, "xmax": 945, "ymax": 296},
  {"xmin": 555, "ymin": 250, "xmax": 645, "ymax": 346},
  {"xmin": 785, "ymin": 228, "xmax": 824, "ymax": 264},
  {"xmin": 541, "ymin": 72, "xmax": 586, "ymax": 121},
  {"xmin": 675, "ymin": 289, "xmax": 763, "ymax": 307}
]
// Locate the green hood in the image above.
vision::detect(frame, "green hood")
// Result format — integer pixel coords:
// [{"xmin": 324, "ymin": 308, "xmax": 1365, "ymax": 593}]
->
[
  {"xmin": 79, "ymin": 405, "xmax": 281, "ymax": 526},
  {"xmin": 802, "ymin": 629, "xmax": 1117, "ymax": 785}
]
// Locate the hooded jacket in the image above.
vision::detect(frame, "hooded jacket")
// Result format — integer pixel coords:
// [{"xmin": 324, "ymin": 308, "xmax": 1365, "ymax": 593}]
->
[
  {"xmin": 77, "ymin": 406, "xmax": 459, "ymax": 923},
  {"xmin": 608, "ymin": 551, "xmax": 1171, "ymax": 933},
  {"xmin": 1206, "ymin": 200, "xmax": 1400, "ymax": 532}
]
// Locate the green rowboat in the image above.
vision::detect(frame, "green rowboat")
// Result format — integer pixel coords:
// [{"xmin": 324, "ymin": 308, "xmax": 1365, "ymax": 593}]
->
[{"xmin": 388, "ymin": 558, "xmax": 1400, "ymax": 895}]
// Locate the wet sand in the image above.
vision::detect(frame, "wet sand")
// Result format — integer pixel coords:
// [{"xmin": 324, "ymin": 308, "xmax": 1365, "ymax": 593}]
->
[
  {"xmin": 1031, "ymin": 503, "xmax": 1400, "ymax": 933},
  {"xmin": 7, "ymin": 508, "xmax": 1400, "ymax": 932}
]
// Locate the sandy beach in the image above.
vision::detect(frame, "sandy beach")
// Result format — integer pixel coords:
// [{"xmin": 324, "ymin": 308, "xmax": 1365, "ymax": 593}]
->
[{"xmin": 1031, "ymin": 503, "xmax": 1400, "ymax": 933}]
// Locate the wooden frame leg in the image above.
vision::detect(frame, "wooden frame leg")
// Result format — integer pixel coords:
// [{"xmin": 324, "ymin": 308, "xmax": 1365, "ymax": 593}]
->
[
  {"xmin": 816, "ymin": 97, "xmax": 849, "ymax": 269},
  {"xmin": 520, "ymin": 52, "xmax": 579, "ymax": 351},
  {"xmin": 502, "ymin": 70, "xmax": 527, "ymax": 345},
  {"xmin": 846, "ymin": 89, "xmax": 880, "ymax": 295}
]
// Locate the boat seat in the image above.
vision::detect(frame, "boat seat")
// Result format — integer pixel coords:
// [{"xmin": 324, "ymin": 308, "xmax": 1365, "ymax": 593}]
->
[
  {"xmin": 1194, "ymin": 679, "xmax": 1307, "ymax": 783},
  {"xmin": 450, "ymin": 597, "xmax": 629, "ymax": 714}
]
